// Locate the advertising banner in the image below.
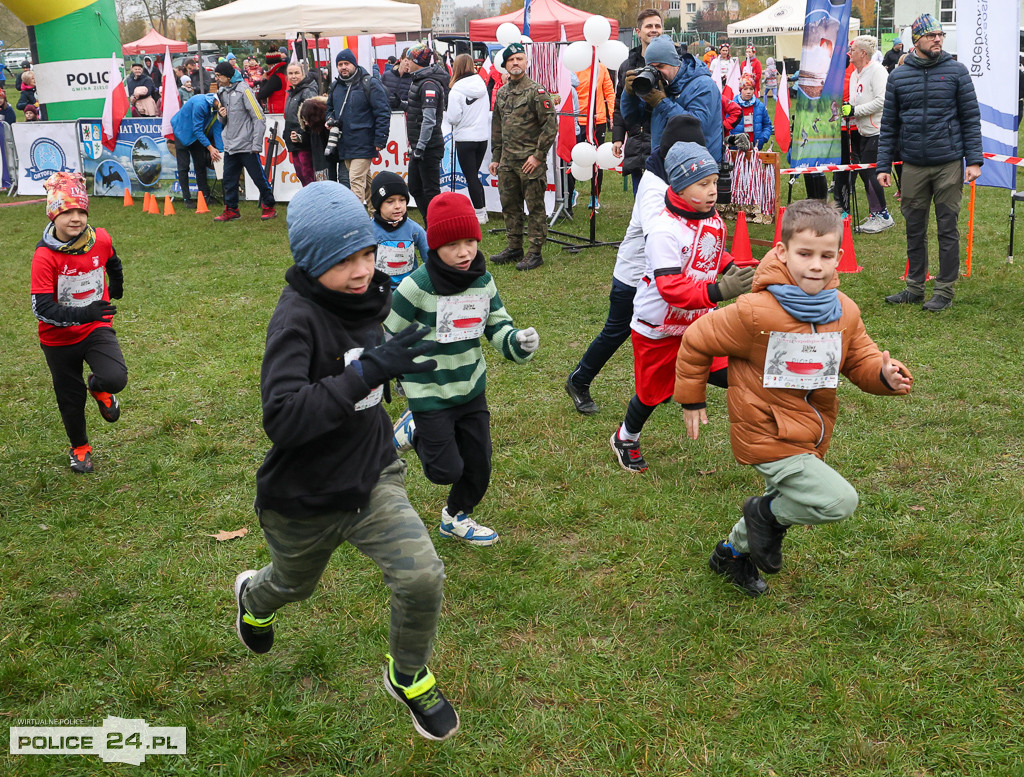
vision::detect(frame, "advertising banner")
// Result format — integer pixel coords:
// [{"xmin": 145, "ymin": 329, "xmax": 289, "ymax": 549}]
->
[
  {"xmin": 11, "ymin": 121, "xmax": 81, "ymax": 195},
  {"xmin": 77, "ymin": 118, "xmax": 182, "ymax": 197},
  {"xmin": 789, "ymin": 0, "xmax": 853, "ymax": 167},
  {"xmin": 33, "ymin": 58, "xmax": 114, "ymax": 105},
  {"xmin": 957, "ymin": 0, "xmax": 1019, "ymax": 189}
]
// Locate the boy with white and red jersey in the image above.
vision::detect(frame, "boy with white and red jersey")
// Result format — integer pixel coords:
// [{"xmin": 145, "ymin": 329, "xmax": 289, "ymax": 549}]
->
[
  {"xmin": 30, "ymin": 172, "xmax": 127, "ymax": 474},
  {"xmin": 610, "ymin": 142, "xmax": 755, "ymax": 473}
]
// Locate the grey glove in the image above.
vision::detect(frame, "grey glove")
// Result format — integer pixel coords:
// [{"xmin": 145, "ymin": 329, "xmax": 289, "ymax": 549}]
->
[
  {"xmin": 712, "ymin": 263, "xmax": 755, "ymax": 301},
  {"xmin": 726, "ymin": 133, "xmax": 752, "ymax": 152}
]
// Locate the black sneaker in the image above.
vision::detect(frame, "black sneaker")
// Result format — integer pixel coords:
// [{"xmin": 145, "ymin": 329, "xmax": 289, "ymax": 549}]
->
[
  {"xmin": 384, "ymin": 655, "xmax": 460, "ymax": 741},
  {"xmin": 610, "ymin": 432, "xmax": 648, "ymax": 473},
  {"xmin": 709, "ymin": 541, "xmax": 768, "ymax": 597},
  {"xmin": 922, "ymin": 295, "xmax": 952, "ymax": 312},
  {"xmin": 885, "ymin": 289, "xmax": 924, "ymax": 305},
  {"xmin": 743, "ymin": 497, "xmax": 787, "ymax": 574},
  {"xmin": 233, "ymin": 571, "xmax": 275, "ymax": 654},
  {"xmin": 87, "ymin": 373, "xmax": 120, "ymax": 423},
  {"xmin": 565, "ymin": 377, "xmax": 599, "ymax": 415},
  {"xmin": 489, "ymin": 247, "xmax": 524, "ymax": 265},
  {"xmin": 515, "ymin": 252, "xmax": 544, "ymax": 271},
  {"xmin": 69, "ymin": 444, "xmax": 94, "ymax": 474}
]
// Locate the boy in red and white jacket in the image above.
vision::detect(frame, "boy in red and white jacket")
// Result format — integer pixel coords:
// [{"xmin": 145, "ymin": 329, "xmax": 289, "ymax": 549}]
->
[
  {"xmin": 610, "ymin": 142, "xmax": 755, "ymax": 473},
  {"xmin": 31, "ymin": 172, "xmax": 127, "ymax": 473}
]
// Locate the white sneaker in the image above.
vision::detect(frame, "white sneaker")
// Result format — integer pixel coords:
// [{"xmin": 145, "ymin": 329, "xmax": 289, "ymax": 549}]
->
[
  {"xmin": 855, "ymin": 214, "xmax": 881, "ymax": 233},
  {"xmin": 439, "ymin": 507, "xmax": 498, "ymax": 546},
  {"xmin": 475, "ymin": 208, "xmax": 489, "ymax": 225},
  {"xmin": 873, "ymin": 212, "xmax": 895, "ymax": 232},
  {"xmin": 393, "ymin": 409, "xmax": 415, "ymax": 453}
]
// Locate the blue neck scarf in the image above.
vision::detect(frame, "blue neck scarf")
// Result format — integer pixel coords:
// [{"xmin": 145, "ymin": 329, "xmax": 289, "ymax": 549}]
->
[{"xmin": 767, "ymin": 284, "xmax": 843, "ymax": 324}]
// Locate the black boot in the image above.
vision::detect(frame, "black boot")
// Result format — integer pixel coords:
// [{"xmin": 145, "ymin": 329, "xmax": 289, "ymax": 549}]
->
[
  {"xmin": 516, "ymin": 252, "xmax": 544, "ymax": 271},
  {"xmin": 565, "ymin": 377, "xmax": 599, "ymax": 415},
  {"xmin": 743, "ymin": 497, "xmax": 787, "ymax": 574},
  {"xmin": 489, "ymin": 246, "xmax": 524, "ymax": 265},
  {"xmin": 709, "ymin": 541, "xmax": 768, "ymax": 597}
]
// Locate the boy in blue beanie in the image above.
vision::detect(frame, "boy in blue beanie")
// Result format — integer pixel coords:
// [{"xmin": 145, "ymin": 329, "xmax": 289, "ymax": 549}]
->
[
  {"xmin": 370, "ymin": 171, "xmax": 429, "ymax": 290},
  {"xmin": 233, "ymin": 182, "xmax": 460, "ymax": 742}
]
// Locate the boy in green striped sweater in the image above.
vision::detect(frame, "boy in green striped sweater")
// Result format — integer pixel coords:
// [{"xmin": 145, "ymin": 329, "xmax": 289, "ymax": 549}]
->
[{"xmin": 385, "ymin": 193, "xmax": 539, "ymax": 546}]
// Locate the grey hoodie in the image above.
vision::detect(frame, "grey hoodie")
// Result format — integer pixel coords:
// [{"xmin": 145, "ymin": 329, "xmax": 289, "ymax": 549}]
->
[{"xmin": 218, "ymin": 80, "xmax": 266, "ymax": 155}]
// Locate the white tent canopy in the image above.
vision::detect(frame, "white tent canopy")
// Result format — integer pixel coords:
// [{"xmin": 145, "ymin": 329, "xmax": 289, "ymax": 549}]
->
[
  {"xmin": 194, "ymin": 0, "xmax": 422, "ymax": 39},
  {"xmin": 727, "ymin": 0, "xmax": 860, "ymax": 36}
]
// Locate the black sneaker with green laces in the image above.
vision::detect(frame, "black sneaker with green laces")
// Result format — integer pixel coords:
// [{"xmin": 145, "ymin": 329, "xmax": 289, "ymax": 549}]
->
[
  {"xmin": 234, "ymin": 571, "xmax": 275, "ymax": 654},
  {"xmin": 384, "ymin": 655, "xmax": 459, "ymax": 741}
]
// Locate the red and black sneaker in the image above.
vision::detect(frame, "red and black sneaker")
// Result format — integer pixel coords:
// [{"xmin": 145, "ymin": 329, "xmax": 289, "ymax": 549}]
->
[
  {"xmin": 609, "ymin": 431, "xmax": 648, "ymax": 473},
  {"xmin": 87, "ymin": 373, "xmax": 120, "ymax": 423},
  {"xmin": 260, "ymin": 205, "xmax": 277, "ymax": 221},
  {"xmin": 213, "ymin": 207, "xmax": 241, "ymax": 222},
  {"xmin": 69, "ymin": 444, "xmax": 94, "ymax": 474}
]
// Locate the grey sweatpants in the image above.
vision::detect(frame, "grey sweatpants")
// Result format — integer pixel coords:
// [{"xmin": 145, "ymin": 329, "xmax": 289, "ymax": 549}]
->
[
  {"xmin": 243, "ymin": 459, "xmax": 446, "ymax": 675},
  {"xmin": 728, "ymin": 453, "xmax": 859, "ymax": 554}
]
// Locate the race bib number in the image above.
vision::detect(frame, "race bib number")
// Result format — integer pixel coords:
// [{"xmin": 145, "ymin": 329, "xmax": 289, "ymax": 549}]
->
[
  {"xmin": 376, "ymin": 242, "xmax": 416, "ymax": 276},
  {"xmin": 57, "ymin": 267, "xmax": 104, "ymax": 307},
  {"xmin": 344, "ymin": 348, "xmax": 384, "ymax": 411},
  {"xmin": 763, "ymin": 331, "xmax": 842, "ymax": 390},
  {"xmin": 436, "ymin": 294, "xmax": 489, "ymax": 343}
]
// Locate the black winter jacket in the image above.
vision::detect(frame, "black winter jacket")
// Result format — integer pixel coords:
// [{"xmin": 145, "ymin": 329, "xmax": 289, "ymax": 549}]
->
[
  {"xmin": 255, "ymin": 266, "xmax": 397, "ymax": 518},
  {"xmin": 612, "ymin": 46, "xmax": 652, "ymax": 175},
  {"xmin": 283, "ymin": 75, "xmax": 319, "ymax": 152},
  {"xmin": 406, "ymin": 64, "xmax": 448, "ymax": 150},
  {"xmin": 381, "ymin": 66, "xmax": 412, "ymax": 111},
  {"xmin": 876, "ymin": 51, "xmax": 983, "ymax": 174}
]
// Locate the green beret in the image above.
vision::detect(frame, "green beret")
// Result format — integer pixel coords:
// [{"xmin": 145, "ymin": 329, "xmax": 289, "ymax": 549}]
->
[{"xmin": 502, "ymin": 42, "xmax": 525, "ymax": 68}]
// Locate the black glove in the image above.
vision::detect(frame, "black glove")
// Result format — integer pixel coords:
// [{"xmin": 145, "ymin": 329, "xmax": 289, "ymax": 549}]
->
[
  {"xmin": 411, "ymin": 146, "xmax": 424, "ymax": 161},
  {"xmin": 81, "ymin": 300, "xmax": 117, "ymax": 322},
  {"xmin": 359, "ymin": 324, "xmax": 437, "ymax": 387},
  {"xmin": 108, "ymin": 279, "xmax": 123, "ymax": 299},
  {"xmin": 710, "ymin": 263, "xmax": 756, "ymax": 302}
]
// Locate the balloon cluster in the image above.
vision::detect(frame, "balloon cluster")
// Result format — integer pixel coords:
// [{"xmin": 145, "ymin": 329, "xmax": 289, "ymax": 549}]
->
[
  {"xmin": 495, "ymin": 22, "xmax": 533, "ymax": 74},
  {"xmin": 562, "ymin": 17, "xmax": 630, "ymax": 181}
]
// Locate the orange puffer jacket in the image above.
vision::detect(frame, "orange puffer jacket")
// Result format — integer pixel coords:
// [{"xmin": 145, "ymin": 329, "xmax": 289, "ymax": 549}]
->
[{"xmin": 674, "ymin": 251, "xmax": 911, "ymax": 465}]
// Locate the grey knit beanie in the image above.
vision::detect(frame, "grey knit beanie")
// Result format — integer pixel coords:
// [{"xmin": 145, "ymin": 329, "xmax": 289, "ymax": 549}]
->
[
  {"xmin": 645, "ymin": 36, "xmax": 681, "ymax": 67},
  {"xmin": 287, "ymin": 182, "xmax": 376, "ymax": 278},
  {"xmin": 665, "ymin": 142, "xmax": 719, "ymax": 193}
]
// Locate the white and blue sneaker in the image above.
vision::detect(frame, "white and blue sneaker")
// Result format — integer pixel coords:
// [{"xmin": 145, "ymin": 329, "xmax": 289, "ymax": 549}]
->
[
  {"xmin": 393, "ymin": 409, "xmax": 415, "ymax": 453},
  {"xmin": 439, "ymin": 507, "xmax": 498, "ymax": 546}
]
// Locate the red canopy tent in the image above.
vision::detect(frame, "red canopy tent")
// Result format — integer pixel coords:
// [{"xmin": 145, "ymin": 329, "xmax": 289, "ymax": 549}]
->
[
  {"xmin": 122, "ymin": 29, "xmax": 188, "ymax": 56},
  {"xmin": 468, "ymin": 0, "xmax": 618, "ymax": 43}
]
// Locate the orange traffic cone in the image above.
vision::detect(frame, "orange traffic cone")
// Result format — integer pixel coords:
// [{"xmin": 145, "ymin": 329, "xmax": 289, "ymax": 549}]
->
[
  {"xmin": 195, "ymin": 191, "xmax": 209, "ymax": 214},
  {"xmin": 123, "ymin": 188, "xmax": 134, "ymax": 207},
  {"xmin": 144, "ymin": 192, "xmax": 156, "ymax": 214},
  {"xmin": 730, "ymin": 210, "xmax": 756, "ymax": 267},
  {"xmin": 838, "ymin": 215, "xmax": 863, "ymax": 274},
  {"xmin": 163, "ymin": 196, "xmax": 175, "ymax": 216},
  {"xmin": 772, "ymin": 206, "xmax": 785, "ymax": 247},
  {"xmin": 142, "ymin": 192, "xmax": 150, "ymax": 212}
]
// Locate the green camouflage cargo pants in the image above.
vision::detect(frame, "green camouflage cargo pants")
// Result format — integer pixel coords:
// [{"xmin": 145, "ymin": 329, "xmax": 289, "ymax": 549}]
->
[
  {"xmin": 498, "ymin": 161, "xmax": 548, "ymax": 254},
  {"xmin": 243, "ymin": 459, "xmax": 446, "ymax": 675}
]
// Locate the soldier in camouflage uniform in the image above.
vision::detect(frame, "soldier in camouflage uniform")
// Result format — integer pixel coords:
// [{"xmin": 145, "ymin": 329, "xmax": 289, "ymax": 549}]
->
[{"xmin": 488, "ymin": 43, "xmax": 558, "ymax": 271}]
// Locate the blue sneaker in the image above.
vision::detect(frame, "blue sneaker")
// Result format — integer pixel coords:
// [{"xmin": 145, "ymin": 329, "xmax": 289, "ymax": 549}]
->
[
  {"xmin": 393, "ymin": 409, "xmax": 415, "ymax": 453},
  {"xmin": 589, "ymin": 196, "xmax": 601, "ymax": 210},
  {"xmin": 439, "ymin": 507, "xmax": 498, "ymax": 546}
]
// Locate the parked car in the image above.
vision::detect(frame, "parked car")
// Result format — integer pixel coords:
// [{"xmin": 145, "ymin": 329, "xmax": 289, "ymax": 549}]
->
[{"xmin": 3, "ymin": 49, "xmax": 31, "ymax": 68}]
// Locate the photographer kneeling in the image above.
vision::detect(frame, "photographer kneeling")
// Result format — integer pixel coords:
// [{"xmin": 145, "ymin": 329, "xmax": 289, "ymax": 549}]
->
[{"xmin": 620, "ymin": 36, "xmax": 723, "ymax": 165}]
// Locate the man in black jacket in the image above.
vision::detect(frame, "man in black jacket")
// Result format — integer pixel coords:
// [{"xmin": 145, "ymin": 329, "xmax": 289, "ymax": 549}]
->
[
  {"xmin": 881, "ymin": 37, "xmax": 903, "ymax": 73},
  {"xmin": 405, "ymin": 44, "xmax": 448, "ymax": 216},
  {"xmin": 382, "ymin": 51, "xmax": 413, "ymax": 111},
  {"xmin": 876, "ymin": 13, "xmax": 982, "ymax": 312},
  {"xmin": 612, "ymin": 8, "xmax": 663, "ymax": 195}
]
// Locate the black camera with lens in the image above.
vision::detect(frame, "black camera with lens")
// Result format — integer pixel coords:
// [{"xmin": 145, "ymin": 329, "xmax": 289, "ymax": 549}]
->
[{"xmin": 631, "ymin": 65, "xmax": 664, "ymax": 97}]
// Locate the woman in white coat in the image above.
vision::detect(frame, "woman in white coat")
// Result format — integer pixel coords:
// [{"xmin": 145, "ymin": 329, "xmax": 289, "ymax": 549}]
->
[{"xmin": 445, "ymin": 54, "xmax": 491, "ymax": 223}]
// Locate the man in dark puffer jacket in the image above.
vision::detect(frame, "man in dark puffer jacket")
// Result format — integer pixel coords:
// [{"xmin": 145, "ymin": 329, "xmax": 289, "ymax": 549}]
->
[{"xmin": 876, "ymin": 13, "xmax": 982, "ymax": 312}]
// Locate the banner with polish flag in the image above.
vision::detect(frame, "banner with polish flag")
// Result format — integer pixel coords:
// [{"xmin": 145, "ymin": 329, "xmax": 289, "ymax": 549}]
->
[
  {"xmin": 774, "ymin": 61, "xmax": 791, "ymax": 154},
  {"xmin": 101, "ymin": 54, "xmax": 129, "ymax": 152},
  {"xmin": 555, "ymin": 26, "xmax": 576, "ymax": 164},
  {"xmin": 479, "ymin": 52, "xmax": 494, "ymax": 84},
  {"xmin": 722, "ymin": 59, "xmax": 740, "ymax": 102},
  {"xmin": 160, "ymin": 47, "xmax": 180, "ymax": 140}
]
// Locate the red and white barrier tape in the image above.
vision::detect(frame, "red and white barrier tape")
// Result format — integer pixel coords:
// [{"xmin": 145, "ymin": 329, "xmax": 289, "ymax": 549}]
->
[
  {"xmin": 982, "ymin": 152, "xmax": 1024, "ymax": 166},
  {"xmin": 781, "ymin": 153, "xmax": 1011, "ymax": 175}
]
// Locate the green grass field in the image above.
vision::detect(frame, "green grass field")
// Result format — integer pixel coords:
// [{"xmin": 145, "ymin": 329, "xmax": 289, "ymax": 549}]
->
[{"xmin": 2, "ymin": 139, "xmax": 1024, "ymax": 776}]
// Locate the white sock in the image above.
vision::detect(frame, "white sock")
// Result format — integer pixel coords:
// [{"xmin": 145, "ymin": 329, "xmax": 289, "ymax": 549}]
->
[{"xmin": 617, "ymin": 424, "xmax": 640, "ymax": 443}]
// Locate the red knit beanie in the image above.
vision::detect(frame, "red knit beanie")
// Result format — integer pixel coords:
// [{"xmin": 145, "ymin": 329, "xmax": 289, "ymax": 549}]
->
[{"xmin": 426, "ymin": 192, "xmax": 481, "ymax": 250}]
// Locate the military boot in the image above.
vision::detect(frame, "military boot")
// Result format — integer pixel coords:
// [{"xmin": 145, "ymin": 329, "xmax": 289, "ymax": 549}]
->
[
  {"xmin": 516, "ymin": 252, "xmax": 544, "ymax": 271},
  {"xmin": 489, "ymin": 246, "xmax": 524, "ymax": 265}
]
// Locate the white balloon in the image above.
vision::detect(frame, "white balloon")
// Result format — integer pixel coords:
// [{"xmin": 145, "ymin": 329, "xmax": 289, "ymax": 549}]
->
[
  {"xmin": 562, "ymin": 40, "xmax": 594, "ymax": 73},
  {"xmin": 570, "ymin": 142, "xmax": 598, "ymax": 168},
  {"xmin": 598, "ymin": 40, "xmax": 630, "ymax": 70},
  {"xmin": 496, "ymin": 22, "xmax": 521, "ymax": 47},
  {"xmin": 570, "ymin": 161, "xmax": 594, "ymax": 181},
  {"xmin": 520, "ymin": 35, "xmax": 533, "ymax": 45},
  {"xmin": 583, "ymin": 16, "xmax": 611, "ymax": 46},
  {"xmin": 595, "ymin": 141, "xmax": 619, "ymax": 170}
]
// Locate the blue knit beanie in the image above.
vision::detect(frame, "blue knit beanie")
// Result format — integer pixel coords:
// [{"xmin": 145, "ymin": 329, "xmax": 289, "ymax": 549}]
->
[
  {"xmin": 665, "ymin": 141, "xmax": 718, "ymax": 193},
  {"xmin": 645, "ymin": 36, "xmax": 681, "ymax": 67},
  {"xmin": 287, "ymin": 182, "xmax": 376, "ymax": 278},
  {"xmin": 335, "ymin": 48, "xmax": 357, "ymax": 66}
]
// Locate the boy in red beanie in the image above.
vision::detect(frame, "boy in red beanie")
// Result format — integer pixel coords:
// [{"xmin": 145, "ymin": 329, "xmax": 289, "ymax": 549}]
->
[
  {"xmin": 31, "ymin": 172, "xmax": 127, "ymax": 473},
  {"xmin": 385, "ymin": 192, "xmax": 539, "ymax": 545}
]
